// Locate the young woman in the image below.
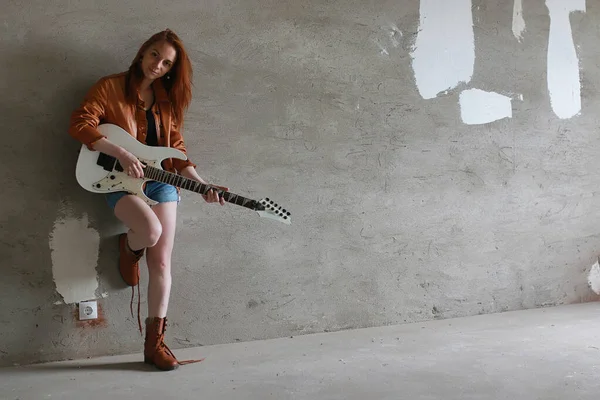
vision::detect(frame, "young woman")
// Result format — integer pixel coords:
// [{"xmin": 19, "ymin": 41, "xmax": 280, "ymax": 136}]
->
[{"xmin": 69, "ymin": 29, "xmax": 227, "ymax": 371}]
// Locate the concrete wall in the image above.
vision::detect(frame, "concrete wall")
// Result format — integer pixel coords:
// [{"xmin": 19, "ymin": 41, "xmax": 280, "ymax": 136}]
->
[{"xmin": 2, "ymin": 0, "xmax": 599, "ymax": 367}]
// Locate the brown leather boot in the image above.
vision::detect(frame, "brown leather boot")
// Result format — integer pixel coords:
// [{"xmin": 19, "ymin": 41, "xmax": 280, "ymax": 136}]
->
[
  {"xmin": 119, "ymin": 233, "xmax": 144, "ymax": 286},
  {"xmin": 144, "ymin": 317, "xmax": 204, "ymax": 371}
]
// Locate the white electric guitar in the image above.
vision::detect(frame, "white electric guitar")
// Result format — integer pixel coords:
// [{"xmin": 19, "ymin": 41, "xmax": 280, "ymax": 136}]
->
[{"xmin": 75, "ymin": 124, "xmax": 292, "ymax": 225}]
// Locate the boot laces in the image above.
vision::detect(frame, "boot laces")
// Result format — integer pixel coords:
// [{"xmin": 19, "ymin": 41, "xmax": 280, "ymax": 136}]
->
[
  {"xmin": 129, "ymin": 268, "xmax": 142, "ymax": 335},
  {"xmin": 159, "ymin": 320, "xmax": 204, "ymax": 365}
]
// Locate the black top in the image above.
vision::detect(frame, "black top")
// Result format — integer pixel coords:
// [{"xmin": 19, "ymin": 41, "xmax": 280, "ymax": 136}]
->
[{"xmin": 145, "ymin": 105, "xmax": 158, "ymax": 146}]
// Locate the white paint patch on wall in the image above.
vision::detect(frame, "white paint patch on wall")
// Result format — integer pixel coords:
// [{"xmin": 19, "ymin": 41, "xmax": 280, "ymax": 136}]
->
[
  {"xmin": 545, "ymin": 0, "xmax": 586, "ymax": 119},
  {"xmin": 459, "ymin": 89, "xmax": 513, "ymax": 125},
  {"xmin": 512, "ymin": 0, "xmax": 526, "ymax": 42},
  {"xmin": 411, "ymin": 0, "xmax": 475, "ymax": 99},
  {"xmin": 588, "ymin": 259, "xmax": 600, "ymax": 295},
  {"xmin": 50, "ymin": 209, "xmax": 100, "ymax": 304}
]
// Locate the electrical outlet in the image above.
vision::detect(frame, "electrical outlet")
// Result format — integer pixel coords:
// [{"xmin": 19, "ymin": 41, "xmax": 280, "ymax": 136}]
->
[{"xmin": 79, "ymin": 300, "xmax": 98, "ymax": 320}]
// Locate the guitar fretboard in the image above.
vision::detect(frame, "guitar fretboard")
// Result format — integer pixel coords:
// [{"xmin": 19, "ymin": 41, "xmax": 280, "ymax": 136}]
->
[
  {"xmin": 142, "ymin": 165, "xmax": 259, "ymax": 210},
  {"xmin": 95, "ymin": 152, "xmax": 261, "ymax": 210}
]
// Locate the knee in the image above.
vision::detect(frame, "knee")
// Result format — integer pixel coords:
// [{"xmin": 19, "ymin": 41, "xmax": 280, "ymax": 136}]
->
[
  {"xmin": 147, "ymin": 257, "xmax": 171, "ymax": 276},
  {"xmin": 142, "ymin": 222, "xmax": 162, "ymax": 248}
]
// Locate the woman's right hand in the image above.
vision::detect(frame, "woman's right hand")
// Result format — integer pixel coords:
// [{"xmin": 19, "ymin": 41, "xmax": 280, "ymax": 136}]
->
[
  {"xmin": 90, "ymin": 138, "xmax": 145, "ymax": 179},
  {"xmin": 117, "ymin": 150, "xmax": 145, "ymax": 179}
]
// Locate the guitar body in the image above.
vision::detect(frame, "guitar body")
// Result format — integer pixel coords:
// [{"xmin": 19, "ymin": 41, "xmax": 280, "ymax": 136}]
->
[
  {"xmin": 75, "ymin": 123, "xmax": 292, "ymax": 224},
  {"xmin": 75, "ymin": 124, "xmax": 187, "ymax": 206}
]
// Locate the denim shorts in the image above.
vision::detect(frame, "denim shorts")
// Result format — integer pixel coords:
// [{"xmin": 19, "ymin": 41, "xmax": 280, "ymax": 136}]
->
[{"xmin": 105, "ymin": 181, "xmax": 180, "ymax": 209}]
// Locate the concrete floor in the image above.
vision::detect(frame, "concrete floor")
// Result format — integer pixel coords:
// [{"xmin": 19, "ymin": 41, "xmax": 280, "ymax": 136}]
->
[{"xmin": 2, "ymin": 303, "xmax": 599, "ymax": 400}]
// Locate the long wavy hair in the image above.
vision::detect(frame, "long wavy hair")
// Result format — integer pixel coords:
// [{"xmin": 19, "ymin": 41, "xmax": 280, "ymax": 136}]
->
[{"xmin": 125, "ymin": 29, "xmax": 193, "ymax": 127}]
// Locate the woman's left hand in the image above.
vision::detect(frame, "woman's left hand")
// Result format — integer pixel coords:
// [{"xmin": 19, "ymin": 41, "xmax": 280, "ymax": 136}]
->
[{"xmin": 204, "ymin": 185, "xmax": 229, "ymax": 205}]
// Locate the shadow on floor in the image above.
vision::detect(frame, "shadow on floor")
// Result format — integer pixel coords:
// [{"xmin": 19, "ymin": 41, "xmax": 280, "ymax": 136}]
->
[{"xmin": 10, "ymin": 361, "xmax": 162, "ymax": 373}]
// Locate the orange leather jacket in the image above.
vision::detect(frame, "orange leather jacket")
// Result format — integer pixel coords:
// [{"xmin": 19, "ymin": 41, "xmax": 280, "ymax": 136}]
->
[{"xmin": 68, "ymin": 72, "xmax": 196, "ymax": 173}]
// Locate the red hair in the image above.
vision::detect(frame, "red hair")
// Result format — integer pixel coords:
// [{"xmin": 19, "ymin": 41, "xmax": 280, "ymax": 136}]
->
[{"xmin": 126, "ymin": 29, "xmax": 193, "ymax": 127}]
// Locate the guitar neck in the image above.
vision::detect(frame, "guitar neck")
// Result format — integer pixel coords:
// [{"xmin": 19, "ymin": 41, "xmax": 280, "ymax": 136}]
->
[{"xmin": 136, "ymin": 164, "xmax": 260, "ymax": 211}]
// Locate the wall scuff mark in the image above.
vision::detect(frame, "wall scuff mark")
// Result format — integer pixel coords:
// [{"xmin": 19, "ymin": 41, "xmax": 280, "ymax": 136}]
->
[{"xmin": 512, "ymin": 0, "xmax": 526, "ymax": 42}]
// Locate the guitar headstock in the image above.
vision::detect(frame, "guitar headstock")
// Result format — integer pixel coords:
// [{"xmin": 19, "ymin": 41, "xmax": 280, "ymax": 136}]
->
[{"xmin": 256, "ymin": 198, "xmax": 292, "ymax": 225}]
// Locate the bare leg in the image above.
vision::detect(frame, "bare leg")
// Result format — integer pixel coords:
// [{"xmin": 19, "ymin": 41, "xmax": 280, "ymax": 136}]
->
[
  {"xmin": 114, "ymin": 195, "xmax": 163, "ymax": 250},
  {"xmin": 145, "ymin": 201, "xmax": 178, "ymax": 318}
]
